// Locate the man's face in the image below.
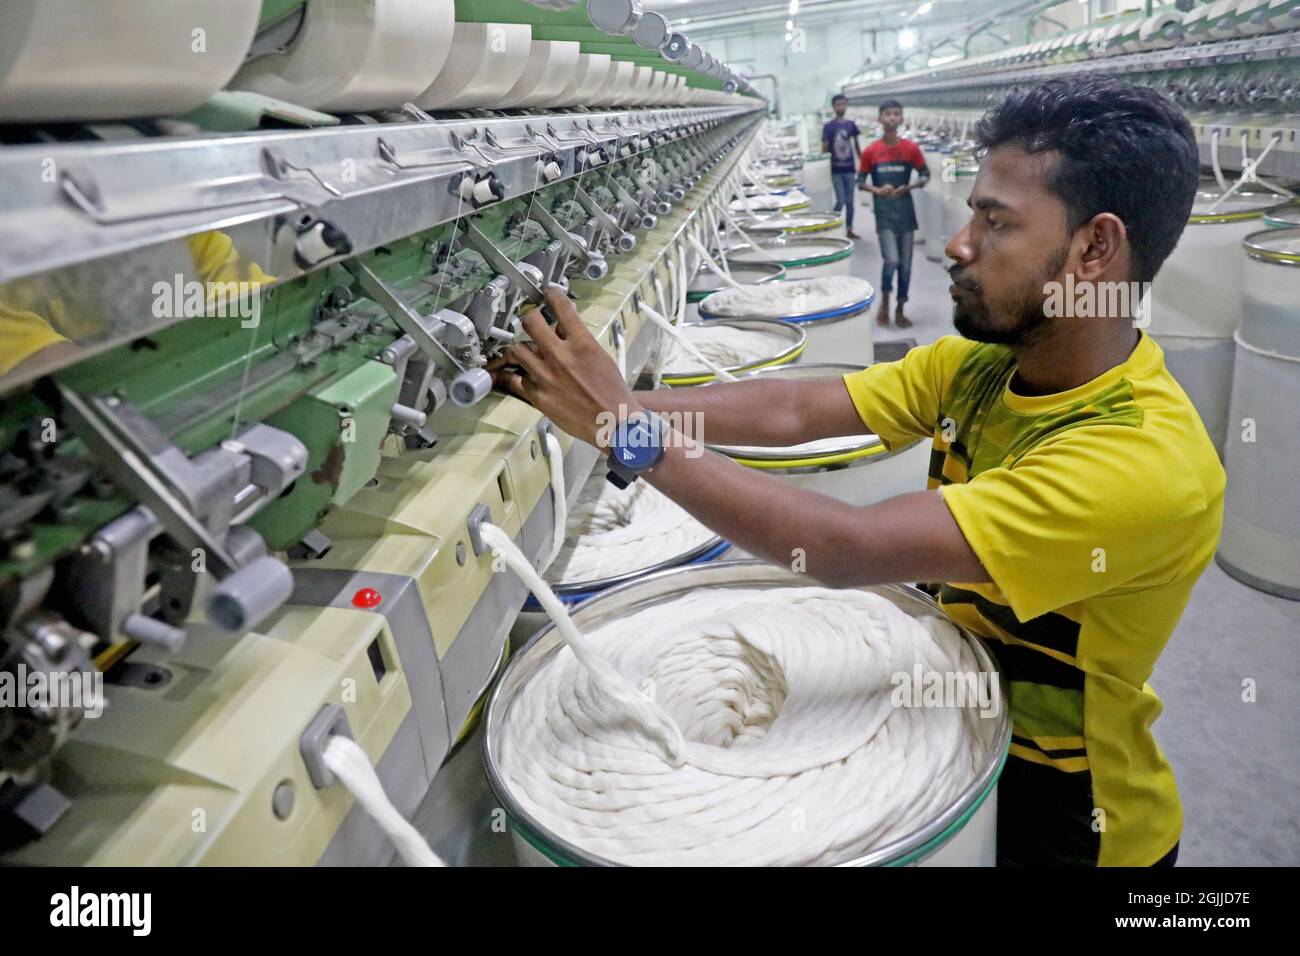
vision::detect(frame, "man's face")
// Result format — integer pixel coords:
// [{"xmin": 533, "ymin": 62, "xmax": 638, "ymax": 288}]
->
[
  {"xmin": 879, "ymin": 107, "xmax": 903, "ymax": 132},
  {"xmin": 946, "ymin": 144, "xmax": 1072, "ymax": 346},
  {"xmin": 833, "ymin": 99, "xmax": 847, "ymax": 117}
]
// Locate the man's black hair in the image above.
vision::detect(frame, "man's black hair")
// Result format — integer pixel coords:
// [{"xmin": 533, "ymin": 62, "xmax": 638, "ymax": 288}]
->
[
  {"xmin": 878, "ymin": 98, "xmax": 903, "ymax": 113},
  {"xmin": 974, "ymin": 76, "xmax": 1198, "ymax": 285},
  {"xmin": 832, "ymin": 93, "xmax": 847, "ymax": 104}
]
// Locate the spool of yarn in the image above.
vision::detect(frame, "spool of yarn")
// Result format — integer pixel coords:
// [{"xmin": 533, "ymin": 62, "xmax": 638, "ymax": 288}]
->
[
  {"xmin": 0, "ymin": 0, "xmax": 262, "ymax": 122},
  {"xmin": 555, "ymin": 53, "xmax": 612, "ymax": 107},
  {"xmin": 502, "ymin": 40, "xmax": 581, "ymax": 109},
  {"xmin": 592, "ymin": 59, "xmax": 636, "ymax": 107},
  {"xmin": 230, "ymin": 0, "xmax": 454, "ymax": 113},
  {"xmin": 412, "ymin": 21, "xmax": 531, "ymax": 110}
]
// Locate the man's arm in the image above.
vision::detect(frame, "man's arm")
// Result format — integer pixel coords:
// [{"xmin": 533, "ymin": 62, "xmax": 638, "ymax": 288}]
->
[
  {"xmin": 634, "ymin": 378, "xmax": 867, "ymax": 447},
  {"xmin": 487, "ymin": 290, "xmax": 987, "ymax": 590},
  {"xmin": 646, "ymin": 442, "xmax": 988, "ymax": 588}
]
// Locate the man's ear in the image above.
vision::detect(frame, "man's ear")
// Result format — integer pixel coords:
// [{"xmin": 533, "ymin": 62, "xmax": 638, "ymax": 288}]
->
[{"xmin": 1074, "ymin": 212, "xmax": 1127, "ymax": 281}]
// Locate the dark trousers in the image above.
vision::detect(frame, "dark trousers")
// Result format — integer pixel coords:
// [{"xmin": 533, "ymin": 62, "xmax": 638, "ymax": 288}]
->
[
  {"xmin": 877, "ymin": 227, "xmax": 914, "ymax": 300},
  {"xmin": 830, "ymin": 171, "xmax": 856, "ymax": 229}
]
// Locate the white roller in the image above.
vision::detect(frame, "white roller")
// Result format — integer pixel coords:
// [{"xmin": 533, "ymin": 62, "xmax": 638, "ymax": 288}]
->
[
  {"xmin": 501, "ymin": 40, "xmax": 581, "ymax": 108},
  {"xmin": 1267, "ymin": 0, "xmax": 1300, "ymax": 31},
  {"xmin": 0, "ymin": 0, "xmax": 262, "ymax": 122},
  {"xmin": 555, "ymin": 52, "xmax": 611, "ymax": 107},
  {"xmin": 413, "ymin": 21, "xmax": 531, "ymax": 110},
  {"xmin": 592, "ymin": 59, "xmax": 635, "ymax": 106},
  {"xmin": 1138, "ymin": 10, "xmax": 1185, "ymax": 49},
  {"xmin": 230, "ymin": 0, "xmax": 453, "ymax": 113},
  {"xmin": 1234, "ymin": 0, "xmax": 1276, "ymax": 35}
]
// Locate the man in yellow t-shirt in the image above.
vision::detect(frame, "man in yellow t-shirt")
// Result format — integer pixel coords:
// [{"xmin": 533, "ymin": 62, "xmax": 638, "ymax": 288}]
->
[{"xmin": 490, "ymin": 77, "xmax": 1218, "ymax": 866}]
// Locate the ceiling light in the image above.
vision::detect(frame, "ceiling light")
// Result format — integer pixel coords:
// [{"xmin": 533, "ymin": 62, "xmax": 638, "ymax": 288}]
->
[
  {"xmin": 899, "ymin": 28, "xmax": 917, "ymax": 50},
  {"xmin": 917, "ymin": 2, "xmax": 933, "ymax": 14}
]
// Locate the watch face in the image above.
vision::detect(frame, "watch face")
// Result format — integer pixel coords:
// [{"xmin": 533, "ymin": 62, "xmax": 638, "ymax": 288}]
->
[{"xmin": 613, "ymin": 419, "xmax": 662, "ymax": 471}]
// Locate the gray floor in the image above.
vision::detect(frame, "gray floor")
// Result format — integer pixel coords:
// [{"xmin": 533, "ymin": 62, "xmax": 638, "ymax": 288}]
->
[{"xmin": 838, "ymin": 189, "xmax": 1300, "ymax": 866}]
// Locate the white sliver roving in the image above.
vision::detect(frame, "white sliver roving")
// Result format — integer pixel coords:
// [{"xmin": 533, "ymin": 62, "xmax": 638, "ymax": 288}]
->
[
  {"xmin": 703, "ymin": 276, "xmax": 873, "ymax": 318},
  {"xmin": 660, "ymin": 323, "xmax": 793, "ymax": 374},
  {"xmin": 497, "ymin": 582, "xmax": 994, "ymax": 866},
  {"xmin": 545, "ymin": 471, "xmax": 717, "ymax": 585}
]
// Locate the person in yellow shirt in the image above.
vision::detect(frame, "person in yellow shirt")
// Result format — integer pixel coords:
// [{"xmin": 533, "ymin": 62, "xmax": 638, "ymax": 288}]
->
[
  {"xmin": 0, "ymin": 230, "xmax": 272, "ymax": 381},
  {"xmin": 489, "ymin": 77, "xmax": 1220, "ymax": 866}
]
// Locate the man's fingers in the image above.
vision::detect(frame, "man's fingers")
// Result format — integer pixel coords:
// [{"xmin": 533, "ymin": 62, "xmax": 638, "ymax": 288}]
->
[
  {"xmin": 500, "ymin": 343, "xmax": 546, "ymax": 378},
  {"xmin": 520, "ymin": 309, "xmax": 562, "ymax": 354},
  {"xmin": 493, "ymin": 369, "xmax": 532, "ymax": 403},
  {"xmin": 545, "ymin": 285, "xmax": 588, "ymax": 341}
]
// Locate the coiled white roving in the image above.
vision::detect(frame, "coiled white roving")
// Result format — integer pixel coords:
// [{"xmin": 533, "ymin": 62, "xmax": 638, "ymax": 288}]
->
[
  {"xmin": 498, "ymin": 584, "xmax": 992, "ymax": 866},
  {"xmin": 545, "ymin": 472, "xmax": 716, "ymax": 585},
  {"xmin": 703, "ymin": 276, "xmax": 874, "ymax": 318},
  {"xmin": 660, "ymin": 323, "xmax": 792, "ymax": 374}
]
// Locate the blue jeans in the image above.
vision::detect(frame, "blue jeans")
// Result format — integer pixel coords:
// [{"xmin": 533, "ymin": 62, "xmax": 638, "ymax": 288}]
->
[
  {"xmin": 831, "ymin": 171, "xmax": 856, "ymax": 229},
  {"xmin": 877, "ymin": 228, "xmax": 914, "ymax": 300}
]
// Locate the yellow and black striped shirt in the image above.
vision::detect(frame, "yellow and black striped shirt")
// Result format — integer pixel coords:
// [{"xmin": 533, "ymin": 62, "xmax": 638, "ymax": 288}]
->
[{"xmin": 845, "ymin": 333, "xmax": 1224, "ymax": 866}]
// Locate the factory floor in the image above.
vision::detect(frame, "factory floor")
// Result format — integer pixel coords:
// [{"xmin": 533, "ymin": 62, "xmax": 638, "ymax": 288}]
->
[
  {"xmin": 842, "ymin": 194, "xmax": 1300, "ymax": 867},
  {"xmin": 411, "ymin": 190, "xmax": 1300, "ymax": 868}
]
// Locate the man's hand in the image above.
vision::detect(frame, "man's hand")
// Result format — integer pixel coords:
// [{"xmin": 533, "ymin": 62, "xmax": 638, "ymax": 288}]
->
[{"xmin": 486, "ymin": 286, "xmax": 639, "ymax": 449}]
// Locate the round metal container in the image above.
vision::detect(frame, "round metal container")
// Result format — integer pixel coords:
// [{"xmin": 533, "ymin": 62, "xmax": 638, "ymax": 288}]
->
[
  {"xmin": 1218, "ymin": 227, "xmax": 1300, "ymax": 598},
  {"xmin": 485, "ymin": 560, "xmax": 1012, "ymax": 867},
  {"xmin": 686, "ymin": 259, "xmax": 785, "ymax": 303},
  {"xmin": 733, "ymin": 211, "xmax": 847, "ymax": 239},
  {"xmin": 698, "ymin": 278, "xmax": 876, "ymax": 365},
  {"xmin": 1262, "ymin": 200, "xmax": 1300, "ymax": 230},
  {"xmin": 659, "ymin": 317, "xmax": 807, "ymax": 387},
  {"xmin": 1149, "ymin": 192, "xmax": 1288, "ymax": 454},
  {"xmin": 706, "ymin": 363, "xmax": 931, "ymax": 506},
  {"xmin": 724, "ymin": 235, "xmax": 855, "ymax": 279},
  {"xmin": 729, "ymin": 193, "xmax": 811, "ymax": 216}
]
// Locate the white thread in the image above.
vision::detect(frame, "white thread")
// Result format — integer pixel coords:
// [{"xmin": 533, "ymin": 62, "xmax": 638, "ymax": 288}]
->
[
  {"xmin": 321, "ymin": 735, "xmax": 446, "ymax": 867},
  {"xmin": 542, "ymin": 432, "xmax": 567, "ymax": 568},
  {"xmin": 482, "ymin": 523, "xmax": 687, "ymax": 764},
  {"xmin": 658, "ymin": 321, "xmax": 791, "ymax": 377},
  {"xmin": 687, "ymin": 234, "xmax": 746, "ymax": 291},
  {"xmin": 641, "ymin": 301, "xmax": 740, "ymax": 382},
  {"xmin": 545, "ymin": 470, "xmax": 716, "ymax": 585}
]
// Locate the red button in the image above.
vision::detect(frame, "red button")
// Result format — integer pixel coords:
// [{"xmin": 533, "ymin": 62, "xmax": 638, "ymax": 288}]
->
[{"xmin": 352, "ymin": 588, "xmax": 382, "ymax": 609}]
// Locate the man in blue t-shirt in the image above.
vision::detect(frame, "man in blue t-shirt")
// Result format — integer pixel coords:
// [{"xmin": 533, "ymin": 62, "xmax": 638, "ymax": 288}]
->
[{"xmin": 822, "ymin": 94, "xmax": 862, "ymax": 239}]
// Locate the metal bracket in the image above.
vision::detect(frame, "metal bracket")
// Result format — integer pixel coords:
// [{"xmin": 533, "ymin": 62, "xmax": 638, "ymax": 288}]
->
[
  {"xmin": 462, "ymin": 221, "xmax": 548, "ymax": 306},
  {"xmin": 574, "ymin": 184, "xmax": 632, "ymax": 247},
  {"xmin": 467, "ymin": 503, "xmax": 492, "ymax": 557},
  {"xmin": 300, "ymin": 704, "xmax": 353, "ymax": 789},
  {"xmin": 343, "ymin": 259, "xmax": 469, "ymax": 372}
]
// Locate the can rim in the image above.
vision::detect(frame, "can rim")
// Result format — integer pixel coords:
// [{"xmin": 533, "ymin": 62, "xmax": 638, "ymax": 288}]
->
[
  {"xmin": 1242, "ymin": 225, "xmax": 1300, "ymax": 266},
  {"xmin": 659, "ymin": 317, "xmax": 808, "ymax": 384}
]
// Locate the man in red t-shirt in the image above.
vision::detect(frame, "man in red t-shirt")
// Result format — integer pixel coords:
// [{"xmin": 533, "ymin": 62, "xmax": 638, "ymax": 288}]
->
[{"xmin": 858, "ymin": 99, "xmax": 929, "ymax": 329}]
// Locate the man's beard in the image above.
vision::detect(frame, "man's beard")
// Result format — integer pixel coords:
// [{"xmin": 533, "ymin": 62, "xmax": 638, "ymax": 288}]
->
[{"xmin": 949, "ymin": 247, "xmax": 1067, "ymax": 347}]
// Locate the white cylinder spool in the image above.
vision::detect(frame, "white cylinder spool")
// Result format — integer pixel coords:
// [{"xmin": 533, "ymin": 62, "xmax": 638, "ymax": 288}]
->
[
  {"xmin": 554, "ymin": 53, "xmax": 612, "ymax": 107},
  {"xmin": 1148, "ymin": 193, "xmax": 1286, "ymax": 454},
  {"xmin": 501, "ymin": 40, "xmax": 581, "ymax": 108},
  {"xmin": 231, "ymin": 0, "xmax": 454, "ymax": 113},
  {"xmin": 0, "ymin": 0, "xmax": 262, "ymax": 122},
  {"xmin": 1232, "ymin": 0, "xmax": 1275, "ymax": 35},
  {"xmin": 1138, "ymin": 10, "xmax": 1186, "ymax": 49},
  {"xmin": 1217, "ymin": 228, "xmax": 1300, "ymax": 599},
  {"xmin": 412, "ymin": 21, "xmax": 531, "ymax": 110},
  {"xmin": 592, "ymin": 59, "xmax": 636, "ymax": 107}
]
